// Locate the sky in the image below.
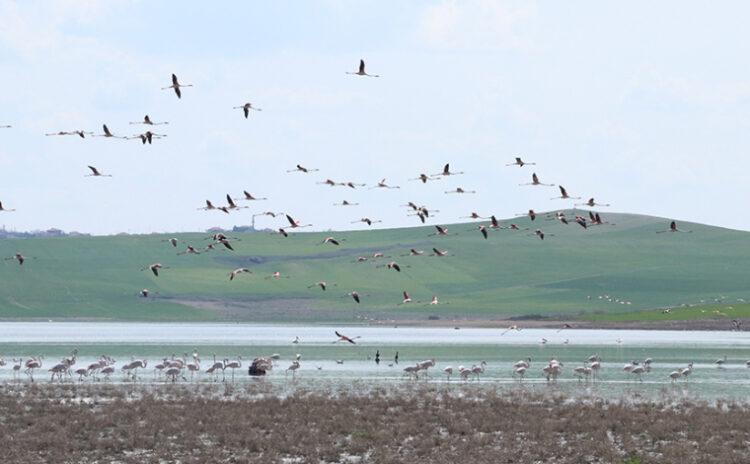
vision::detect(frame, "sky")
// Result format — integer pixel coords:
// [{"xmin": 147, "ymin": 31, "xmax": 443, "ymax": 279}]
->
[{"xmin": 1, "ymin": 0, "xmax": 749, "ymax": 235}]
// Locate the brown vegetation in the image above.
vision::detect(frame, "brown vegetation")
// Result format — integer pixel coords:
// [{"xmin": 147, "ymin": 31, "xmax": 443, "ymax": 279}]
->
[{"xmin": 1, "ymin": 383, "xmax": 748, "ymax": 463}]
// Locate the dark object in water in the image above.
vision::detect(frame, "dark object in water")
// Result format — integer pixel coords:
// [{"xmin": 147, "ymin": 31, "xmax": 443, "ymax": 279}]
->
[{"xmin": 248, "ymin": 357, "xmax": 273, "ymax": 376}]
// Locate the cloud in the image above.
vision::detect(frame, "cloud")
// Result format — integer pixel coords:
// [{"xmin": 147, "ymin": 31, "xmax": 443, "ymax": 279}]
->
[{"xmin": 417, "ymin": 0, "xmax": 537, "ymax": 51}]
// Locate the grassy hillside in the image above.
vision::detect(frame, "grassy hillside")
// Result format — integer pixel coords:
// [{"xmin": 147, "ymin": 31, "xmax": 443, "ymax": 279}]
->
[{"xmin": 0, "ymin": 211, "xmax": 748, "ymax": 322}]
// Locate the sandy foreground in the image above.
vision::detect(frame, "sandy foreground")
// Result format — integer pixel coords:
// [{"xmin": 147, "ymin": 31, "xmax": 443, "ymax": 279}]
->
[{"xmin": 2, "ymin": 382, "xmax": 749, "ymax": 464}]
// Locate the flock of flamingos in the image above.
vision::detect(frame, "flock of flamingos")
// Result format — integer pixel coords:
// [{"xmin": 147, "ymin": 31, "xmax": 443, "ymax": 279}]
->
[{"xmin": 0, "ymin": 60, "xmax": 710, "ymax": 386}]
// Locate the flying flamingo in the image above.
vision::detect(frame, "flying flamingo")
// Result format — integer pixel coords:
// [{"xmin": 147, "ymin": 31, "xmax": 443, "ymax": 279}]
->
[
  {"xmin": 321, "ymin": 236, "xmax": 343, "ymax": 246},
  {"xmin": 369, "ymin": 179, "xmax": 400, "ymax": 189},
  {"xmin": 529, "ymin": 229, "xmax": 552, "ymax": 240},
  {"xmin": 0, "ymin": 125, "xmax": 11, "ymax": 128},
  {"xmin": 333, "ymin": 200, "xmax": 358, "ymax": 206},
  {"xmin": 198, "ymin": 200, "xmax": 220, "ymax": 211},
  {"xmin": 551, "ymin": 186, "xmax": 581, "ymax": 200},
  {"xmin": 45, "ymin": 130, "xmax": 93, "ymax": 138},
  {"xmin": 409, "ymin": 173, "xmax": 439, "ymax": 184},
  {"xmin": 95, "ymin": 124, "xmax": 126, "ymax": 139},
  {"xmin": 85, "ymin": 166, "xmax": 111, "ymax": 177},
  {"xmin": 177, "ymin": 246, "xmax": 201, "ymax": 255},
  {"xmin": 5, "ymin": 253, "xmax": 34, "ymax": 266},
  {"xmin": 308, "ymin": 281, "xmax": 336, "ymax": 291},
  {"xmin": 575, "ymin": 198, "xmax": 610, "ymax": 207},
  {"xmin": 229, "ymin": 268, "xmax": 251, "ymax": 281},
  {"xmin": 346, "ymin": 59, "xmax": 379, "ymax": 77},
  {"xmin": 428, "ymin": 225, "xmax": 454, "ymax": 237},
  {"xmin": 0, "ymin": 201, "xmax": 15, "ymax": 212},
  {"xmin": 399, "ymin": 291, "xmax": 414, "ymax": 304},
  {"xmin": 233, "ymin": 102, "xmax": 262, "ymax": 118},
  {"xmin": 141, "ymin": 263, "xmax": 168, "ymax": 277},
  {"xmin": 506, "ymin": 157, "xmax": 535, "ymax": 167},
  {"xmin": 240, "ymin": 191, "xmax": 267, "ymax": 201},
  {"xmin": 225, "ymin": 194, "xmax": 248, "ymax": 211},
  {"xmin": 461, "ymin": 212, "xmax": 486, "ymax": 220},
  {"xmin": 351, "ymin": 218, "xmax": 381, "ymax": 226},
  {"xmin": 445, "ymin": 187, "xmax": 476, "ymax": 194},
  {"xmin": 335, "ymin": 331, "xmax": 361, "ymax": 344},
  {"xmin": 431, "ymin": 248, "xmax": 449, "ymax": 257},
  {"xmin": 657, "ymin": 221, "xmax": 692, "ymax": 234},
  {"xmin": 285, "ymin": 214, "xmax": 312, "ymax": 229},
  {"xmin": 129, "ymin": 115, "xmax": 168, "ymax": 125},
  {"xmin": 346, "ymin": 291, "xmax": 363, "ymax": 304},
  {"xmin": 162, "ymin": 73, "xmax": 193, "ymax": 98},
  {"xmin": 519, "ymin": 173, "xmax": 554, "ymax": 186},
  {"xmin": 433, "ymin": 163, "xmax": 464, "ymax": 177},
  {"xmin": 287, "ymin": 164, "xmax": 319, "ymax": 173}
]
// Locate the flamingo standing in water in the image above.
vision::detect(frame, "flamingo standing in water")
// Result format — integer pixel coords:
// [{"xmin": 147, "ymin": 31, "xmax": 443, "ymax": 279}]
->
[
  {"xmin": 162, "ymin": 73, "xmax": 193, "ymax": 98},
  {"xmin": 223, "ymin": 357, "xmax": 242, "ymax": 382}
]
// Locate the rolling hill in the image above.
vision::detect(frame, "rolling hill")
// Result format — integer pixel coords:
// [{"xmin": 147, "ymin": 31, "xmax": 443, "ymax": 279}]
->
[{"xmin": 0, "ymin": 211, "xmax": 748, "ymax": 323}]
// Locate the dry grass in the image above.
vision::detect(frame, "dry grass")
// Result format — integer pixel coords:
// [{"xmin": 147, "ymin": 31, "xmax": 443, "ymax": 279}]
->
[{"xmin": 1, "ymin": 383, "xmax": 749, "ymax": 463}]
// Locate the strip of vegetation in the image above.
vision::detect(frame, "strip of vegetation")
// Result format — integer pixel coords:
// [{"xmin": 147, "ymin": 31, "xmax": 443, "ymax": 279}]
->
[{"xmin": 1, "ymin": 383, "xmax": 748, "ymax": 463}]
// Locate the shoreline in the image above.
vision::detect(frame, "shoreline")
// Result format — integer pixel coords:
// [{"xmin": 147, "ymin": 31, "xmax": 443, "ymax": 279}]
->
[{"xmin": 0, "ymin": 317, "xmax": 745, "ymax": 331}]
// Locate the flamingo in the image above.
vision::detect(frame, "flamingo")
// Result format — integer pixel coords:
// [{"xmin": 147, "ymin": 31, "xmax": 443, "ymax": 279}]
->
[
  {"xmin": 400, "ymin": 291, "xmax": 413, "ymax": 304},
  {"xmin": 351, "ymin": 218, "xmax": 381, "ymax": 226},
  {"xmin": 321, "ymin": 236, "xmax": 343, "ymax": 246},
  {"xmin": 657, "ymin": 221, "xmax": 692, "ymax": 234},
  {"xmin": 141, "ymin": 263, "xmax": 168, "ymax": 277},
  {"xmin": 233, "ymin": 102, "xmax": 262, "ymax": 118},
  {"xmin": 229, "ymin": 268, "xmax": 251, "ymax": 281},
  {"xmin": 333, "ymin": 200, "xmax": 358, "ymax": 206},
  {"xmin": 681, "ymin": 363, "xmax": 694, "ymax": 381},
  {"xmin": 506, "ymin": 157, "xmax": 535, "ymax": 167},
  {"xmin": 162, "ymin": 73, "xmax": 193, "ymax": 98},
  {"xmin": 431, "ymin": 248, "xmax": 449, "ymax": 257},
  {"xmin": 461, "ymin": 212, "xmax": 486, "ymax": 220},
  {"xmin": 177, "ymin": 246, "xmax": 201, "ymax": 255},
  {"xmin": 409, "ymin": 173, "xmax": 438, "ymax": 184},
  {"xmin": 95, "ymin": 124, "xmax": 126, "ymax": 139},
  {"xmin": 307, "ymin": 281, "xmax": 335, "ymax": 291},
  {"xmin": 443, "ymin": 366, "xmax": 453, "ymax": 381},
  {"xmin": 239, "ymin": 191, "xmax": 267, "ymax": 201},
  {"xmin": 285, "ymin": 214, "xmax": 311, "ymax": 229},
  {"xmin": 286, "ymin": 360, "xmax": 300, "ymax": 378},
  {"xmin": 335, "ymin": 331, "xmax": 360, "ymax": 344},
  {"xmin": 445, "ymin": 187, "xmax": 476, "ymax": 194},
  {"xmin": 225, "ymin": 194, "xmax": 248, "ymax": 211},
  {"xmin": 529, "ymin": 229, "xmax": 552, "ymax": 240},
  {"xmin": 428, "ymin": 225, "xmax": 453, "ymax": 237},
  {"xmin": 286, "ymin": 164, "xmax": 319, "ymax": 173},
  {"xmin": 45, "ymin": 130, "xmax": 93, "ymax": 138},
  {"xmin": 198, "ymin": 200, "xmax": 220, "ymax": 212},
  {"xmin": 514, "ymin": 366, "xmax": 527, "ymax": 381},
  {"xmin": 129, "ymin": 131, "xmax": 166, "ymax": 144},
  {"xmin": 669, "ymin": 370, "xmax": 682, "ymax": 383},
  {"xmin": 433, "ymin": 163, "xmax": 464, "ymax": 177},
  {"xmin": 346, "ymin": 59, "xmax": 379, "ymax": 77},
  {"xmin": 5, "ymin": 253, "xmax": 33, "ymax": 266},
  {"xmin": 369, "ymin": 179, "xmax": 400, "ymax": 190},
  {"xmin": 129, "ymin": 115, "xmax": 168, "ymax": 125},
  {"xmin": 85, "ymin": 166, "xmax": 112, "ymax": 177},
  {"xmin": 551, "ymin": 186, "xmax": 581, "ymax": 200},
  {"xmin": 630, "ymin": 365, "xmax": 646, "ymax": 381},
  {"xmin": 223, "ymin": 357, "xmax": 242, "ymax": 382},
  {"xmin": 575, "ymin": 198, "xmax": 610, "ymax": 207},
  {"xmin": 715, "ymin": 355, "xmax": 728, "ymax": 368},
  {"xmin": 519, "ymin": 173, "xmax": 554, "ymax": 187},
  {"xmin": 0, "ymin": 201, "xmax": 16, "ymax": 212}
]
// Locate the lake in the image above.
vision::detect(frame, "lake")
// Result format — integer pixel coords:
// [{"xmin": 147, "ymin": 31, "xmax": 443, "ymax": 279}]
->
[{"xmin": 1, "ymin": 322, "xmax": 749, "ymax": 400}]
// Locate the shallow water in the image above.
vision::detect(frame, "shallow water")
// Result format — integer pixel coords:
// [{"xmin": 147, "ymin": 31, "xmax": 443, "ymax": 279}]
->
[{"xmin": 1, "ymin": 322, "xmax": 749, "ymax": 400}]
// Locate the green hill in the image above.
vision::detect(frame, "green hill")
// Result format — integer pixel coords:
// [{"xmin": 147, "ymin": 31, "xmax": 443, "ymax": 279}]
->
[{"xmin": 1, "ymin": 211, "xmax": 748, "ymax": 323}]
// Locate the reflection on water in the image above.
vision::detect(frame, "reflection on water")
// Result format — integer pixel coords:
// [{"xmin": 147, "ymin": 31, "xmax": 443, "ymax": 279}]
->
[{"xmin": 0, "ymin": 322, "xmax": 748, "ymax": 400}]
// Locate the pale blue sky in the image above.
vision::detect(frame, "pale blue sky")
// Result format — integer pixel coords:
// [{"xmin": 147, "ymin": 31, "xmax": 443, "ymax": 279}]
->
[{"xmin": 1, "ymin": 1, "xmax": 749, "ymax": 234}]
